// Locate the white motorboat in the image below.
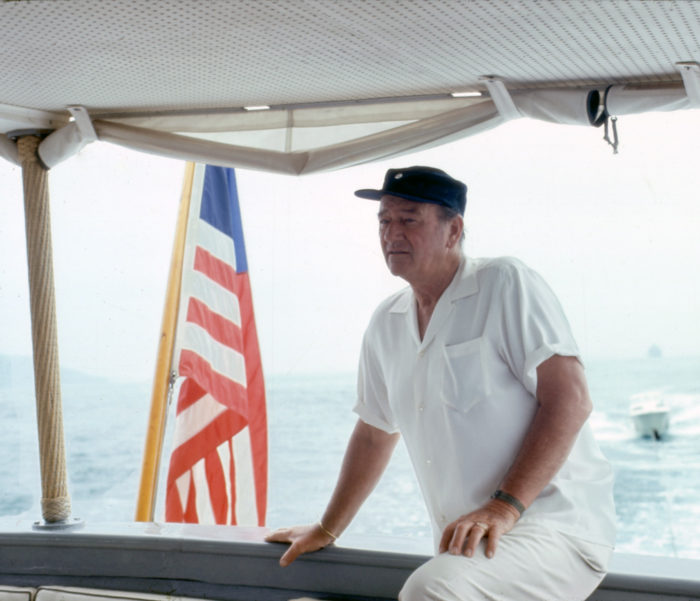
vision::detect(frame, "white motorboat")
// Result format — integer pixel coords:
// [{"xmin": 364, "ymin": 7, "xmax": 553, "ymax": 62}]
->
[{"xmin": 631, "ymin": 398, "xmax": 671, "ymax": 440}]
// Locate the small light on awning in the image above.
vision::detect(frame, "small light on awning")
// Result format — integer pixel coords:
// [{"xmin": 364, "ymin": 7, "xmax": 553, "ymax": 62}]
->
[
  {"xmin": 243, "ymin": 105, "xmax": 271, "ymax": 111},
  {"xmin": 450, "ymin": 91, "xmax": 482, "ymax": 98}
]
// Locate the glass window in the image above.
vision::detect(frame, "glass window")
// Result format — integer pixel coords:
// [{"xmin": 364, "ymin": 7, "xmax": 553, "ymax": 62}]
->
[{"xmin": 1, "ymin": 110, "xmax": 698, "ymax": 560}]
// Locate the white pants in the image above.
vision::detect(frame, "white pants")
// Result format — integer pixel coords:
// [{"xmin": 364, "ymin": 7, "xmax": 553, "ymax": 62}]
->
[{"xmin": 399, "ymin": 521, "xmax": 612, "ymax": 601}]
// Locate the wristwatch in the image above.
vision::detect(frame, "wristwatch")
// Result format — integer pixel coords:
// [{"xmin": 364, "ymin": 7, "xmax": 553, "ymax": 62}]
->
[{"xmin": 491, "ymin": 489, "xmax": 526, "ymax": 515}]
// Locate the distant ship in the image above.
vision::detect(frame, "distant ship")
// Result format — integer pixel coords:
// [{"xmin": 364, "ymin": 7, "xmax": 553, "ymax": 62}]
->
[{"xmin": 648, "ymin": 344, "xmax": 663, "ymax": 358}]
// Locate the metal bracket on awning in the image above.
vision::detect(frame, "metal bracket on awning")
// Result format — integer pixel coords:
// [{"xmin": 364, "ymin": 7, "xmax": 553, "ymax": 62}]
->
[
  {"xmin": 676, "ymin": 62, "xmax": 700, "ymax": 108},
  {"xmin": 67, "ymin": 105, "xmax": 98, "ymax": 142},
  {"xmin": 38, "ymin": 106, "xmax": 98, "ymax": 168},
  {"xmin": 480, "ymin": 76, "xmax": 521, "ymax": 120}
]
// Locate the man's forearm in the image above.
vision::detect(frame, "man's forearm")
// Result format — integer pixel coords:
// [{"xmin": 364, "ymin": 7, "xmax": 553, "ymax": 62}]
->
[
  {"xmin": 321, "ymin": 419, "xmax": 400, "ymax": 536},
  {"xmin": 497, "ymin": 355, "xmax": 592, "ymax": 511}
]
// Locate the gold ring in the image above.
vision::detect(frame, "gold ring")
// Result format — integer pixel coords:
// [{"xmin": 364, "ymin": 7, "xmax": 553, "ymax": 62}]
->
[{"xmin": 473, "ymin": 522, "xmax": 489, "ymax": 530}]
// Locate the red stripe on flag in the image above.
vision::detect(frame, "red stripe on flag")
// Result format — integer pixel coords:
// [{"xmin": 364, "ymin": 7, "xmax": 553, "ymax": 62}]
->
[
  {"xmin": 184, "ymin": 473, "xmax": 199, "ymax": 523},
  {"xmin": 166, "ymin": 477, "xmax": 185, "ymax": 522},
  {"xmin": 186, "ymin": 297, "xmax": 243, "ymax": 350},
  {"xmin": 228, "ymin": 438, "xmax": 237, "ymax": 525},
  {"xmin": 178, "ymin": 349, "xmax": 248, "ymax": 416},
  {"xmin": 205, "ymin": 451, "xmax": 229, "ymax": 524},
  {"xmin": 193, "ymin": 248, "xmax": 251, "ymax": 314},
  {"xmin": 234, "ymin": 273, "xmax": 268, "ymax": 524},
  {"xmin": 175, "ymin": 377, "xmax": 205, "ymax": 414},
  {"xmin": 194, "ymin": 247, "xmax": 239, "ymax": 293},
  {"xmin": 165, "ymin": 408, "xmax": 248, "ymax": 524},
  {"xmin": 167, "ymin": 409, "xmax": 247, "ymax": 487}
]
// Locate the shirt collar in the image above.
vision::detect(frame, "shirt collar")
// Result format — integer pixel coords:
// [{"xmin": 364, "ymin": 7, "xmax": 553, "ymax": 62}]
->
[
  {"xmin": 388, "ymin": 255, "xmax": 479, "ymax": 315},
  {"xmin": 448, "ymin": 255, "xmax": 479, "ymax": 302},
  {"xmin": 388, "ymin": 287, "xmax": 412, "ymax": 313}
]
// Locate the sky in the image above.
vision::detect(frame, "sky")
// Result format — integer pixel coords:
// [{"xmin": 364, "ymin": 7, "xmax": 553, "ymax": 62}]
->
[{"xmin": 1, "ymin": 109, "xmax": 699, "ymax": 382}]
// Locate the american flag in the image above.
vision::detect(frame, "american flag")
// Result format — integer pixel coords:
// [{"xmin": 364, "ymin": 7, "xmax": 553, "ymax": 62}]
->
[{"xmin": 165, "ymin": 164, "xmax": 267, "ymax": 525}]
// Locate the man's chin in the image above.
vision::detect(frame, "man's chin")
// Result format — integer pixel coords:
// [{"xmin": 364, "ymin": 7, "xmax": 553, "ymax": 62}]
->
[{"xmin": 386, "ymin": 256, "xmax": 411, "ymax": 277}]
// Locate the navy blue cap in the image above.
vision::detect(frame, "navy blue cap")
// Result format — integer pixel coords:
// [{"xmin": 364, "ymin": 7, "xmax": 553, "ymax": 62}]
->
[{"xmin": 355, "ymin": 166, "xmax": 467, "ymax": 215}]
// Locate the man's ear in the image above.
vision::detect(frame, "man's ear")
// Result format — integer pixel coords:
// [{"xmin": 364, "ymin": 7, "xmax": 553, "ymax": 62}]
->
[{"xmin": 447, "ymin": 215, "xmax": 464, "ymax": 248}]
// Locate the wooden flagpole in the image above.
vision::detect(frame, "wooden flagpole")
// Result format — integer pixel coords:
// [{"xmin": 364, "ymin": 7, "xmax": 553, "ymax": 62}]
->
[{"xmin": 135, "ymin": 162, "xmax": 195, "ymax": 521}]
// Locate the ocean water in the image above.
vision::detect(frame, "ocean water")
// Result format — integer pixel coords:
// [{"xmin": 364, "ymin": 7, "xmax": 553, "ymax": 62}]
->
[{"xmin": 1, "ymin": 354, "xmax": 699, "ymax": 560}]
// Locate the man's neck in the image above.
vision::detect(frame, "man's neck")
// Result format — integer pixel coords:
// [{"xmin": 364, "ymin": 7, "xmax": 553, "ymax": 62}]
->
[{"xmin": 412, "ymin": 254, "xmax": 463, "ymax": 339}]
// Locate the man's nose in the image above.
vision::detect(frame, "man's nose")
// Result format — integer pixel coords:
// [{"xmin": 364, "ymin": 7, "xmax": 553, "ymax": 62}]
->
[{"xmin": 383, "ymin": 221, "xmax": 404, "ymax": 241}]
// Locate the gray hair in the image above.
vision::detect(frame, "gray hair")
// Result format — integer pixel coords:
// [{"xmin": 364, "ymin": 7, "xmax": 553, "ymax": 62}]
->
[{"xmin": 436, "ymin": 205, "xmax": 466, "ymax": 243}]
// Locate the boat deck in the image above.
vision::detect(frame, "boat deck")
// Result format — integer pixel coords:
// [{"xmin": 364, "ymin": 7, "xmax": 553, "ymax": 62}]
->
[{"xmin": 1, "ymin": 522, "xmax": 699, "ymax": 601}]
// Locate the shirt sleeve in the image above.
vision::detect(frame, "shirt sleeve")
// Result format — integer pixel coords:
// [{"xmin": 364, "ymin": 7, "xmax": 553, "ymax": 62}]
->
[
  {"xmin": 496, "ymin": 260, "xmax": 581, "ymax": 397},
  {"xmin": 352, "ymin": 327, "xmax": 400, "ymax": 434}
]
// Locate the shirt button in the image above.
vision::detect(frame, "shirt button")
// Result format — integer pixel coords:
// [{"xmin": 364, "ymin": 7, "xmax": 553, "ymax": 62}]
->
[
  {"xmin": 418, "ymin": 350, "xmax": 425, "ymax": 357},
  {"xmin": 419, "ymin": 405, "xmax": 424, "ymax": 412},
  {"xmin": 426, "ymin": 459, "xmax": 432, "ymax": 465}
]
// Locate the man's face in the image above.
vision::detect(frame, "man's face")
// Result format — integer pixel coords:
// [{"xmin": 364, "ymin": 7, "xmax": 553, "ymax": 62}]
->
[{"xmin": 377, "ymin": 195, "xmax": 459, "ymax": 285}]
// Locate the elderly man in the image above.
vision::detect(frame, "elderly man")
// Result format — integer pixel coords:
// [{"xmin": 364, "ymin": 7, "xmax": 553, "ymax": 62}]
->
[{"xmin": 266, "ymin": 166, "xmax": 616, "ymax": 601}]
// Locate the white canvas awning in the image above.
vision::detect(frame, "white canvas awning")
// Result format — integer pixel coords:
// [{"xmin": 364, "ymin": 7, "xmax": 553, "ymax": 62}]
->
[{"xmin": 2, "ymin": 0, "xmax": 700, "ymax": 172}]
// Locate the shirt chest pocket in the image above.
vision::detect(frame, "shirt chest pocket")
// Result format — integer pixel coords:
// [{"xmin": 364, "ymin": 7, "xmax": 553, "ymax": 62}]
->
[{"xmin": 441, "ymin": 337, "xmax": 491, "ymax": 413}]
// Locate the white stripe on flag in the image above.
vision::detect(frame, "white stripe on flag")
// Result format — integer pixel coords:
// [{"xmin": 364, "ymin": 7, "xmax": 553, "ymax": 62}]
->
[
  {"xmin": 232, "ymin": 425, "xmax": 257, "ymax": 525},
  {"xmin": 194, "ymin": 219, "xmax": 238, "ymax": 269},
  {"xmin": 216, "ymin": 440, "xmax": 233, "ymax": 524},
  {"xmin": 180, "ymin": 321, "xmax": 247, "ymax": 386},
  {"xmin": 172, "ymin": 392, "xmax": 227, "ymax": 447},
  {"xmin": 189, "ymin": 270, "xmax": 242, "ymax": 327},
  {"xmin": 193, "ymin": 457, "xmax": 216, "ymax": 525},
  {"xmin": 175, "ymin": 469, "xmax": 191, "ymax": 516}
]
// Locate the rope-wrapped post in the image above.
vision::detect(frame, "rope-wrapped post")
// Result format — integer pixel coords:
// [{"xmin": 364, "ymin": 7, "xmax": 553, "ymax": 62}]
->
[{"xmin": 17, "ymin": 135, "xmax": 73, "ymax": 525}]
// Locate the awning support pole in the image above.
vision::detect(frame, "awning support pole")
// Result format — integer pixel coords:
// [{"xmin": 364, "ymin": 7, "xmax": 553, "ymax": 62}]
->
[{"xmin": 17, "ymin": 135, "xmax": 80, "ymax": 529}]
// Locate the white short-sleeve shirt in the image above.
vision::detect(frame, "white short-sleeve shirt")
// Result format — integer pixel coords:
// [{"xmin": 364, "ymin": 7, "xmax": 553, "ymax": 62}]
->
[{"xmin": 354, "ymin": 256, "xmax": 616, "ymax": 550}]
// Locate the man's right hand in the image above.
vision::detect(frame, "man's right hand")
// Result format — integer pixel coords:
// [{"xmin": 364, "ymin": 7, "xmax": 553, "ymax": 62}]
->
[
  {"xmin": 264, "ymin": 523, "xmax": 336, "ymax": 567},
  {"xmin": 265, "ymin": 421, "xmax": 398, "ymax": 567}
]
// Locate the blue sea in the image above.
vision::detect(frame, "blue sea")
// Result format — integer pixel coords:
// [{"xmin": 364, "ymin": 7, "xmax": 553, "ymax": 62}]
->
[{"xmin": 1, "ymin": 354, "xmax": 699, "ymax": 560}]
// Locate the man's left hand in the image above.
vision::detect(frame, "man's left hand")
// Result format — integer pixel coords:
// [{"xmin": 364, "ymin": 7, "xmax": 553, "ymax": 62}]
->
[{"xmin": 438, "ymin": 499, "xmax": 520, "ymax": 559}]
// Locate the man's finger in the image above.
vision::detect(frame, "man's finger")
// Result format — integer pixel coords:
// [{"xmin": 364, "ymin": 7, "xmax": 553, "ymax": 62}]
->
[
  {"xmin": 438, "ymin": 524, "xmax": 455, "ymax": 553},
  {"xmin": 279, "ymin": 543, "xmax": 302, "ymax": 567},
  {"xmin": 485, "ymin": 530, "xmax": 501, "ymax": 559},
  {"xmin": 448, "ymin": 521, "xmax": 472, "ymax": 555},
  {"xmin": 463, "ymin": 523, "xmax": 486, "ymax": 557},
  {"xmin": 264, "ymin": 528, "xmax": 290, "ymax": 543}
]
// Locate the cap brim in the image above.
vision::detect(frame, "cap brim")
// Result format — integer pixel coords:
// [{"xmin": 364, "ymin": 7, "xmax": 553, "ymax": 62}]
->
[
  {"xmin": 355, "ymin": 188, "xmax": 457, "ymax": 210},
  {"xmin": 354, "ymin": 188, "xmax": 383, "ymax": 200}
]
